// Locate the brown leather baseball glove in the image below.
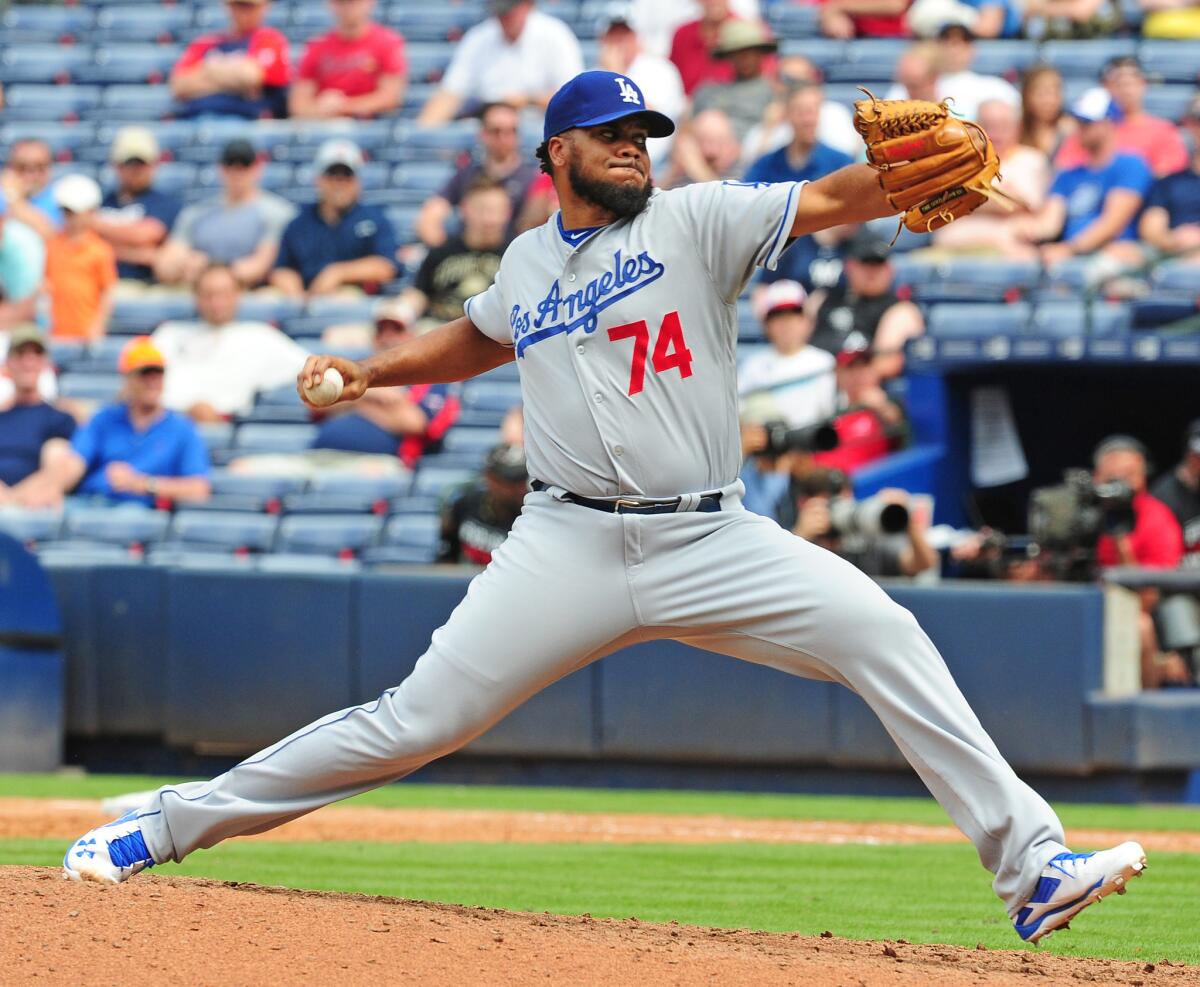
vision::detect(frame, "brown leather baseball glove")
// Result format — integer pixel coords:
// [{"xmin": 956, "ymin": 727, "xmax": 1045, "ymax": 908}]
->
[{"xmin": 854, "ymin": 90, "xmax": 1014, "ymax": 236}]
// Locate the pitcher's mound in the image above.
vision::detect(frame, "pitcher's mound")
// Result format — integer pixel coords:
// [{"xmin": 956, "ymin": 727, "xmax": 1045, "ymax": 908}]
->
[{"xmin": 3, "ymin": 866, "xmax": 1192, "ymax": 985}]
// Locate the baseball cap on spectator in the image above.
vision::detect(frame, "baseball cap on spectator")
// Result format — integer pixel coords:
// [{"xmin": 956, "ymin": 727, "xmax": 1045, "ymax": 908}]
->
[
  {"xmin": 543, "ymin": 70, "xmax": 675, "ymax": 142},
  {"xmin": 1071, "ymin": 88, "xmax": 1120, "ymax": 124},
  {"xmin": 8, "ymin": 323, "xmax": 48, "ymax": 353},
  {"xmin": 846, "ymin": 231, "xmax": 892, "ymax": 264},
  {"xmin": 485, "ymin": 443, "xmax": 528, "ymax": 483},
  {"xmin": 53, "ymin": 174, "xmax": 102, "ymax": 214},
  {"xmin": 314, "ymin": 138, "xmax": 364, "ymax": 176},
  {"xmin": 118, "ymin": 336, "xmax": 166, "ymax": 374},
  {"xmin": 111, "ymin": 127, "xmax": 160, "ymax": 165},
  {"xmin": 373, "ymin": 296, "xmax": 416, "ymax": 332},
  {"xmin": 755, "ymin": 280, "xmax": 808, "ymax": 322},
  {"xmin": 598, "ymin": 1, "xmax": 634, "ymax": 31},
  {"xmin": 220, "ymin": 139, "xmax": 258, "ymax": 168},
  {"xmin": 935, "ymin": 14, "xmax": 976, "ymax": 39},
  {"xmin": 714, "ymin": 20, "xmax": 778, "ymax": 57},
  {"xmin": 1186, "ymin": 419, "xmax": 1200, "ymax": 456}
]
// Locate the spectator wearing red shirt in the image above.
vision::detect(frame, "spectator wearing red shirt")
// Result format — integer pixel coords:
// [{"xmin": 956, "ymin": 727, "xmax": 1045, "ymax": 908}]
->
[
  {"xmin": 669, "ymin": 0, "xmax": 737, "ymax": 96},
  {"xmin": 290, "ymin": 0, "xmax": 407, "ymax": 120},
  {"xmin": 1055, "ymin": 58, "xmax": 1188, "ymax": 178},
  {"xmin": 1093, "ymin": 435, "xmax": 1184, "ymax": 570},
  {"xmin": 171, "ymin": 0, "xmax": 290, "ymax": 120},
  {"xmin": 821, "ymin": 0, "xmax": 912, "ymax": 38}
]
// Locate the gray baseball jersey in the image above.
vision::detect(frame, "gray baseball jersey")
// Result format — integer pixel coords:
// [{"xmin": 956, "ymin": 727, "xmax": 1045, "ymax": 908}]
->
[
  {"xmin": 124, "ymin": 180, "xmax": 1070, "ymax": 921},
  {"xmin": 465, "ymin": 181, "xmax": 803, "ymax": 498}
]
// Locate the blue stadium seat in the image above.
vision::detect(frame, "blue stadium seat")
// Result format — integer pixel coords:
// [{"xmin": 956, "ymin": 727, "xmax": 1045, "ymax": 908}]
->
[
  {"xmin": 1132, "ymin": 294, "xmax": 1197, "ymax": 329},
  {"xmin": 824, "ymin": 39, "xmax": 909, "ymax": 84},
  {"xmin": 2, "ymin": 5, "xmax": 92, "ymax": 42},
  {"xmin": 926, "ymin": 302, "xmax": 1033, "ymax": 338},
  {"xmin": 382, "ymin": 514, "xmax": 440, "ymax": 550},
  {"xmin": 971, "ymin": 40, "xmax": 1040, "ymax": 78},
  {"xmin": 0, "ymin": 45, "xmax": 94, "ymax": 84},
  {"xmin": 83, "ymin": 120, "xmax": 196, "ymax": 164},
  {"xmin": 279, "ymin": 314, "xmax": 329, "ymax": 340},
  {"xmin": 768, "ymin": 4, "xmax": 822, "ymax": 39},
  {"xmin": 417, "ymin": 450, "xmax": 488, "ymax": 471},
  {"xmin": 1039, "ymin": 39, "xmax": 1138, "ymax": 79},
  {"xmin": 2, "ymin": 84, "xmax": 102, "ymax": 121},
  {"xmin": 234, "ymin": 423, "xmax": 319, "ymax": 453},
  {"xmin": 405, "ymin": 41, "xmax": 456, "ymax": 82},
  {"xmin": 97, "ymin": 84, "xmax": 176, "ymax": 121},
  {"xmin": 56, "ymin": 373, "xmax": 123, "ymax": 403},
  {"xmin": 307, "ymin": 473, "xmax": 411, "ymax": 498},
  {"xmin": 737, "ymin": 299, "xmax": 764, "ymax": 342},
  {"xmin": 1143, "ymin": 85, "xmax": 1196, "ymax": 123},
  {"xmin": 1152, "ymin": 262, "xmax": 1200, "ymax": 293},
  {"xmin": 170, "ymin": 510, "xmax": 279, "ymax": 551},
  {"xmin": 0, "ymin": 122, "xmax": 95, "ymax": 161},
  {"xmin": 197, "ymin": 422, "xmax": 236, "ymax": 457},
  {"xmin": 411, "ymin": 466, "xmax": 476, "ymax": 498},
  {"xmin": 234, "ymin": 294, "xmax": 304, "ymax": 325},
  {"xmin": 93, "ymin": 5, "xmax": 192, "ymax": 43},
  {"xmin": 399, "ymin": 83, "xmax": 438, "ymax": 120},
  {"xmin": 63, "ymin": 505, "xmax": 170, "ymax": 547},
  {"xmin": 304, "ymin": 296, "xmax": 378, "ymax": 324},
  {"xmin": 910, "ymin": 258, "xmax": 1041, "ymax": 303},
  {"xmin": 390, "ymin": 119, "xmax": 478, "ymax": 162},
  {"xmin": 442, "ymin": 427, "xmax": 501, "ymax": 454},
  {"xmin": 778, "ymin": 38, "xmax": 846, "ymax": 73},
  {"xmin": 384, "ymin": 8, "xmax": 478, "ymax": 42},
  {"xmin": 0, "ymin": 509, "xmax": 64, "ymax": 545},
  {"xmin": 209, "ymin": 471, "xmax": 309, "ymax": 500},
  {"xmin": 36, "ymin": 541, "xmax": 137, "ymax": 565},
  {"xmin": 386, "ymin": 206, "xmax": 421, "ymax": 244},
  {"xmin": 276, "ymin": 514, "xmax": 384, "ymax": 555},
  {"xmin": 388, "ymin": 494, "xmax": 442, "ymax": 515},
  {"xmin": 1031, "ymin": 300, "xmax": 1131, "ymax": 337},
  {"xmin": 474, "ymin": 361, "xmax": 520, "ymax": 383},
  {"xmin": 257, "ymin": 553, "xmax": 362, "ymax": 573},
  {"xmin": 361, "ymin": 544, "xmax": 438, "ymax": 565},
  {"xmin": 255, "ymin": 383, "xmax": 308, "ymax": 408},
  {"xmin": 462, "ymin": 379, "xmax": 522, "ymax": 413},
  {"xmin": 110, "ymin": 296, "xmax": 196, "ymax": 334},
  {"xmin": 288, "ymin": 4, "xmax": 336, "ymax": 31},
  {"xmin": 1137, "ymin": 40, "xmax": 1200, "ymax": 84},
  {"xmin": 76, "ymin": 45, "xmax": 180, "ymax": 84},
  {"xmin": 392, "ymin": 162, "xmax": 454, "ymax": 196}
]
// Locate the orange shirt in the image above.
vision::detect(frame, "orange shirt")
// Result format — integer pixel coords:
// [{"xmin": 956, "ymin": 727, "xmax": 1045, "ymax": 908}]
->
[{"xmin": 45, "ymin": 230, "xmax": 117, "ymax": 340}]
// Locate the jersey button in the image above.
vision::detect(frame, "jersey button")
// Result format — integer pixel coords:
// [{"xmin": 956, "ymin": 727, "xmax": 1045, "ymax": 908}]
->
[
  {"xmin": 614, "ymin": 445, "xmax": 625, "ymax": 457},
  {"xmin": 593, "ymin": 392, "xmax": 603, "ymax": 403},
  {"xmin": 576, "ymin": 344, "xmax": 585, "ymax": 355},
  {"xmin": 568, "ymin": 274, "xmax": 577, "ymax": 282}
]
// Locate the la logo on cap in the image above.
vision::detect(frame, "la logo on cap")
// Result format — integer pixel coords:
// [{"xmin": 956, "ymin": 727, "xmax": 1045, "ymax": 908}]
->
[{"xmin": 615, "ymin": 77, "xmax": 640, "ymax": 105}]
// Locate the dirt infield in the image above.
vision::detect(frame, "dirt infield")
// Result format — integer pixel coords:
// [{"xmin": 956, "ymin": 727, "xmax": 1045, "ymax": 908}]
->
[
  {"xmin": 4, "ymin": 798, "xmax": 1200, "ymax": 852},
  {"xmin": 5, "ymin": 866, "xmax": 1196, "ymax": 987}
]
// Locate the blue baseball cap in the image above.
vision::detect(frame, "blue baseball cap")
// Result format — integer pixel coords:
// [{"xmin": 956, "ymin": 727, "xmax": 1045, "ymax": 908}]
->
[{"xmin": 542, "ymin": 70, "xmax": 675, "ymax": 143}]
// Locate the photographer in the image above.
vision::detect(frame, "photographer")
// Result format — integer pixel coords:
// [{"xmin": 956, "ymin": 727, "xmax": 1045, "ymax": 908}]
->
[
  {"xmin": 778, "ymin": 462, "xmax": 938, "ymax": 579},
  {"xmin": 1092, "ymin": 435, "xmax": 1183, "ymax": 571},
  {"xmin": 1151, "ymin": 419, "xmax": 1200, "ymax": 569}
]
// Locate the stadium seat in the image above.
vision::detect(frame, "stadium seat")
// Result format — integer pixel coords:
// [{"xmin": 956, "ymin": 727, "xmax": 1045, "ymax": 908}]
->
[
  {"xmin": 77, "ymin": 45, "xmax": 180, "ymax": 84},
  {"xmin": 910, "ymin": 258, "xmax": 1042, "ymax": 304},
  {"xmin": 2, "ymin": 5, "xmax": 92, "ymax": 43},
  {"xmin": 382, "ymin": 8, "xmax": 473, "ymax": 42},
  {"xmin": 93, "ymin": 4, "xmax": 192, "ymax": 43},
  {"xmin": 1137, "ymin": 40, "xmax": 1200, "ymax": 84},
  {"xmin": 389, "ymin": 119, "xmax": 478, "ymax": 162},
  {"xmin": 2, "ymin": 84, "xmax": 103, "ymax": 122},
  {"xmin": 36, "ymin": 541, "xmax": 137, "ymax": 565},
  {"xmin": 405, "ymin": 42, "xmax": 456, "ymax": 82},
  {"xmin": 0, "ymin": 122, "xmax": 95, "ymax": 161},
  {"xmin": 304, "ymin": 296, "xmax": 378, "ymax": 324},
  {"xmin": 767, "ymin": 4, "xmax": 822, "ymax": 39},
  {"xmin": 63, "ymin": 504, "xmax": 170, "ymax": 547},
  {"xmin": 1132, "ymin": 295, "xmax": 1197, "ymax": 330},
  {"xmin": 209, "ymin": 471, "xmax": 309, "ymax": 500},
  {"xmin": 388, "ymin": 494, "xmax": 442, "ymax": 515},
  {"xmin": 1143, "ymin": 85, "xmax": 1196, "ymax": 124},
  {"xmin": 382, "ymin": 513, "xmax": 441, "ymax": 550},
  {"xmin": 824, "ymin": 39, "xmax": 909, "ymax": 84},
  {"xmin": 417, "ymin": 450, "xmax": 488, "ymax": 471},
  {"xmin": 926, "ymin": 302, "xmax": 1033, "ymax": 338},
  {"xmin": 83, "ymin": 120, "xmax": 196, "ymax": 164},
  {"xmin": 196, "ymin": 422, "xmax": 236, "ymax": 458},
  {"xmin": 0, "ymin": 45, "xmax": 94, "ymax": 85},
  {"xmin": 110, "ymin": 296, "xmax": 196, "ymax": 334},
  {"xmin": 442, "ymin": 427, "xmax": 501, "ymax": 454},
  {"xmin": 257, "ymin": 553, "xmax": 362, "ymax": 573},
  {"xmin": 1031, "ymin": 300, "xmax": 1131, "ymax": 337},
  {"xmin": 360, "ymin": 544, "xmax": 439, "ymax": 565},
  {"xmin": 56, "ymin": 373, "xmax": 123, "ymax": 403},
  {"xmin": 0, "ymin": 509, "xmax": 64, "ymax": 546},
  {"xmin": 1039, "ymin": 39, "xmax": 1137, "ymax": 79},
  {"xmin": 971, "ymin": 40, "xmax": 1040, "ymax": 78},
  {"xmin": 1152, "ymin": 262, "xmax": 1200, "ymax": 294},
  {"xmin": 411, "ymin": 466, "xmax": 476, "ymax": 498},
  {"xmin": 170, "ymin": 510, "xmax": 280, "ymax": 552},
  {"xmin": 96, "ymin": 84, "xmax": 176, "ymax": 121},
  {"xmin": 778, "ymin": 38, "xmax": 846, "ymax": 73},
  {"xmin": 279, "ymin": 314, "xmax": 329, "ymax": 340},
  {"xmin": 276, "ymin": 514, "xmax": 384, "ymax": 555},
  {"xmin": 462, "ymin": 379, "xmax": 522, "ymax": 413},
  {"xmin": 391, "ymin": 162, "xmax": 455, "ymax": 196},
  {"xmin": 307, "ymin": 473, "xmax": 410, "ymax": 498},
  {"xmin": 233, "ymin": 423, "xmax": 319, "ymax": 453}
]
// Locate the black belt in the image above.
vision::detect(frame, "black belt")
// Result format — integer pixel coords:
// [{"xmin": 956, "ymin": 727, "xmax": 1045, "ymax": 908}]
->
[{"xmin": 531, "ymin": 479, "xmax": 723, "ymax": 515}]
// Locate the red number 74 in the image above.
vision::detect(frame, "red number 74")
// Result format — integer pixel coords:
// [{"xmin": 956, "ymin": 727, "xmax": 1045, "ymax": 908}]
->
[{"xmin": 606, "ymin": 311, "xmax": 695, "ymax": 396}]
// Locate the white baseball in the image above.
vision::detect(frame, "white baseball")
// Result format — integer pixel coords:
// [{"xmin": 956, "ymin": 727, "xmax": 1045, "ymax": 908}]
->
[{"xmin": 303, "ymin": 367, "xmax": 344, "ymax": 407}]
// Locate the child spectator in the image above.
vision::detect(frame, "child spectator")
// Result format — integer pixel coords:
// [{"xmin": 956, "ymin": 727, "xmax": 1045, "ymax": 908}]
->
[
  {"xmin": 45, "ymin": 176, "xmax": 117, "ymax": 342},
  {"xmin": 290, "ymin": 0, "xmax": 407, "ymax": 120}
]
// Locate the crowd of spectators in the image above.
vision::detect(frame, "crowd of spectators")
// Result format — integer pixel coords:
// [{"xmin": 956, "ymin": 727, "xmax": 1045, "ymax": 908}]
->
[{"xmin": 0, "ymin": 0, "xmax": 1198, "ymax": 686}]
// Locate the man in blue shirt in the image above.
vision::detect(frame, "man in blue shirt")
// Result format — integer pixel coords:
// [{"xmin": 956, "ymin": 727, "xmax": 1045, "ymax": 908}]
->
[
  {"xmin": 270, "ymin": 139, "xmax": 398, "ymax": 297},
  {"xmin": 743, "ymin": 83, "xmax": 853, "ymax": 288},
  {"xmin": 1138, "ymin": 95, "xmax": 1200, "ymax": 261},
  {"xmin": 0, "ymin": 325, "xmax": 75, "ymax": 504},
  {"xmin": 93, "ymin": 128, "xmax": 183, "ymax": 283},
  {"xmin": 20, "ymin": 337, "xmax": 211, "ymax": 508},
  {"xmin": 1023, "ymin": 89, "xmax": 1151, "ymax": 268}
]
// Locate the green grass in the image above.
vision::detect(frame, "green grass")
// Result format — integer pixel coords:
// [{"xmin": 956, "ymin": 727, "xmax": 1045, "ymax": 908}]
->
[
  {"xmin": 4, "ymin": 773, "xmax": 1200, "ymax": 833},
  {"xmin": 6, "ymin": 838, "xmax": 1194, "ymax": 963}
]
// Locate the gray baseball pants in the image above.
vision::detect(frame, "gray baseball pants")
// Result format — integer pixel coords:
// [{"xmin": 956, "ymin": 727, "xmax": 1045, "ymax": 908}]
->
[{"xmin": 136, "ymin": 487, "xmax": 1067, "ymax": 913}]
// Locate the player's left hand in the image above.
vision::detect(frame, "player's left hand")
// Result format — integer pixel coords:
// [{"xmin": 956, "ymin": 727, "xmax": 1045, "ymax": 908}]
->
[{"xmin": 854, "ymin": 92, "xmax": 1015, "ymax": 235}]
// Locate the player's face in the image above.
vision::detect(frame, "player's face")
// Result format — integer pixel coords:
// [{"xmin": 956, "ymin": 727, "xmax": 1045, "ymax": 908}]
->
[
  {"xmin": 560, "ymin": 118, "xmax": 653, "ymax": 219},
  {"xmin": 195, "ymin": 269, "xmax": 241, "ymax": 326},
  {"xmin": 1094, "ymin": 450, "xmax": 1146, "ymax": 492}
]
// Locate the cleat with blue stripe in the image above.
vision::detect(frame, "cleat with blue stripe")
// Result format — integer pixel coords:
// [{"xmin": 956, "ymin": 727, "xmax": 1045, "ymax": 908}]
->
[
  {"xmin": 1013, "ymin": 841, "xmax": 1146, "ymax": 944},
  {"xmin": 62, "ymin": 810, "xmax": 156, "ymax": 886}
]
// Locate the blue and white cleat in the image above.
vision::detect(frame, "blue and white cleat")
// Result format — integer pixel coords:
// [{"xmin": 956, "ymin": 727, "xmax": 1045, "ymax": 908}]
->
[
  {"xmin": 1013, "ymin": 841, "xmax": 1147, "ymax": 944},
  {"xmin": 62, "ymin": 810, "xmax": 156, "ymax": 885}
]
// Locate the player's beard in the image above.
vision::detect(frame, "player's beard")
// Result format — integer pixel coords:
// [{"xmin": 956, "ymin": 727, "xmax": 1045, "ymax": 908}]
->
[{"xmin": 567, "ymin": 160, "xmax": 653, "ymax": 219}]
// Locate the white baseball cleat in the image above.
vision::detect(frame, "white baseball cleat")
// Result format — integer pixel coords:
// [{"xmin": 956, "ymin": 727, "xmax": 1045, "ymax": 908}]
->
[
  {"xmin": 1013, "ymin": 841, "xmax": 1147, "ymax": 944},
  {"xmin": 62, "ymin": 810, "xmax": 156, "ymax": 885}
]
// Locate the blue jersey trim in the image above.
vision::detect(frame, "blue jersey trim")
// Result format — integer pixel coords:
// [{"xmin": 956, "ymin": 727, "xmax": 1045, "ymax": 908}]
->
[
  {"xmin": 556, "ymin": 212, "xmax": 604, "ymax": 248},
  {"xmin": 763, "ymin": 182, "xmax": 800, "ymax": 270}
]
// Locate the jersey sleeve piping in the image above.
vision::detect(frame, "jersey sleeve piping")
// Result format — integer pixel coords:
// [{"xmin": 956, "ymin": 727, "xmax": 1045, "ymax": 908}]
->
[{"xmin": 762, "ymin": 181, "xmax": 805, "ymax": 272}]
